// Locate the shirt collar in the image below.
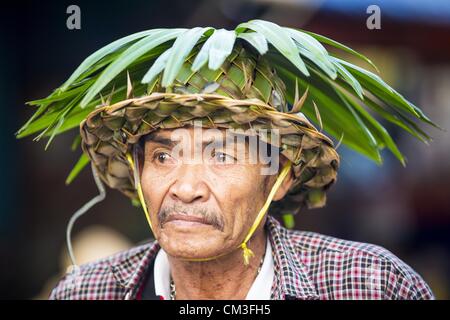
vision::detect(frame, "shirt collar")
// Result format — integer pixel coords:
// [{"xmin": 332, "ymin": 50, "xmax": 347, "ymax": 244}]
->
[
  {"xmin": 153, "ymin": 247, "xmax": 170, "ymax": 299},
  {"xmin": 109, "ymin": 241, "xmax": 160, "ymax": 297}
]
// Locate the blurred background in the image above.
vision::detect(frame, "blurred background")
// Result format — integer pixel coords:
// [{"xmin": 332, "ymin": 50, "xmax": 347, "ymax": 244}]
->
[{"xmin": 1, "ymin": 0, "xmax": 449, "ymax": 299}]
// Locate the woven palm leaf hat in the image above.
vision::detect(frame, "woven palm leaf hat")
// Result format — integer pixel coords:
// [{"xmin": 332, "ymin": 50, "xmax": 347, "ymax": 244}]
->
[{"xmin": 17, "ymin": 20, "xmax": 439, "ymax": 265}]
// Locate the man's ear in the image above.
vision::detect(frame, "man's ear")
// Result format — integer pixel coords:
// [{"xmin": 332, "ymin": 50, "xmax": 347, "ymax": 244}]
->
[{"xmin": 272, "ymin": 157, "xmax": 294, "ymax": 201}]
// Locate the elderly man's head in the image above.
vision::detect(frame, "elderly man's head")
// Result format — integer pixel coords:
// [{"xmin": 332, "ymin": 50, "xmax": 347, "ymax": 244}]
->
[{"xmin": 136, "ymin": 125, "xmax": 294, "ymax": 260}]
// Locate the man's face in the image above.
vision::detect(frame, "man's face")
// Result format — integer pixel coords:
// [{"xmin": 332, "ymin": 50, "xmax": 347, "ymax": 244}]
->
[{"xmin": 139, "ymin": 126, "xmax": 292, "ymax": 259}]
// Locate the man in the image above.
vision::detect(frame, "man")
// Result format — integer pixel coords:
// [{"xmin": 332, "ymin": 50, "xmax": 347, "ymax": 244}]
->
[{"xmin": 18, "ymin": 20, "xmax": 436, "ymax": 299}]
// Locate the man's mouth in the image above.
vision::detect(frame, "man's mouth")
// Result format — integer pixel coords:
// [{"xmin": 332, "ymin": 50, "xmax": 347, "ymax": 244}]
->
[{"xmin": 164, "ymin": 214, "xmax": 212, "ymax": 226}]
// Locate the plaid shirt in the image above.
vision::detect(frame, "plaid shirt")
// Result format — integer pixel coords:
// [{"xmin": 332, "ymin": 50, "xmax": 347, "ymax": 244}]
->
[{"xmin": 49, "ymin": 215, "xmax": 434, "ymax": 300}]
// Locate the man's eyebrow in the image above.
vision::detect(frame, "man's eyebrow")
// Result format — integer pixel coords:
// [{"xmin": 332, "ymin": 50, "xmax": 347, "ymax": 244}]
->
[
  {"xmin": 144, "ymin": 132, "xmax": 176, "ymax": 147},
  {"xmin": 144, "ymin": 132, "xmax": 249, "ymax": 148},
  {"xmin": 206, "ymin": 135, "xmax": 244, "ymax": 147}
]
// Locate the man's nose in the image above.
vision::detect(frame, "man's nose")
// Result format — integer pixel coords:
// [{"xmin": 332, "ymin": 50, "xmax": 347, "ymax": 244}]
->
[{"xmin": 168, "ymin": 164, "xmax": 210, "ymax": 203}]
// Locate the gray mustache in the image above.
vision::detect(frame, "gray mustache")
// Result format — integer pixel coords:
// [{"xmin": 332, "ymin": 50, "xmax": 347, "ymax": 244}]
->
[{"xmin": 158, "ymin": 203, "xmax": 225, "ymax": 231}]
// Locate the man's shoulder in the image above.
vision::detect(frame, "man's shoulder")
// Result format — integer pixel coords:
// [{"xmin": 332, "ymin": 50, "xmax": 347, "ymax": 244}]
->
[
  {"xmin": 287, "ymin": 228, "xmax": 397, "ymax": 258},
  {"xmin": 49, "ymin": 241, "xmax": 158, "ymax": 300},
  {"xmin": 284, "ymin": 228, "xmax": 434, "ymax": 299}
]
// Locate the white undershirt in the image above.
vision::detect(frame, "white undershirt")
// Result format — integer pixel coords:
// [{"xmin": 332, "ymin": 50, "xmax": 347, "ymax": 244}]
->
[{"xmin": 154, "ymin": 236, "xmax": 274, "ymax": 300}]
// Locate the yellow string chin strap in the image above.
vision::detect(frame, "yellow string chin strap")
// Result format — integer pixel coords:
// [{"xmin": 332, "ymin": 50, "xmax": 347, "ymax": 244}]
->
[
  {"xmin": 126, "ymin": 152, "xmax": 291, "ymax": 266},
  {"xmin": 126, "ymin": 153, "xmax": 154, "ymax": 234},
  {"xmin": 239, "ymin": 160, "xmax": 292, "ymax": 265}
]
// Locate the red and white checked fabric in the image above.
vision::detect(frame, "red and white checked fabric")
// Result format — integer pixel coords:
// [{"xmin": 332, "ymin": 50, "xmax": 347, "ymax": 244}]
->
[{"xmin": 49, "ymin": 215, "xmax": 434, "ymax": 300}]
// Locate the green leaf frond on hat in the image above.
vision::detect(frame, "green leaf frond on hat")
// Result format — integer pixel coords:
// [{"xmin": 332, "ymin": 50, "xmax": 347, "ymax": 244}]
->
[{"xmin": 16, "ymin": 19, "xmax": 439, "ymax": 215}]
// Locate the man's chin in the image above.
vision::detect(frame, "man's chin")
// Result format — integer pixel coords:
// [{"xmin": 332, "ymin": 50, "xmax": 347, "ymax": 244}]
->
[
  {"xmin": 159, "ymin": 224, "xmax": 222, "ymax": 244},
  {"xmin": 158, "ymin": 229, "xmax": 228, "ymax": 260}
]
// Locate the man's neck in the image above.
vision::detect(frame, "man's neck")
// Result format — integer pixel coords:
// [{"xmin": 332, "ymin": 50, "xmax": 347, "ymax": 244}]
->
[{"xmin": 167, "ymin": 230, "xmax": 267, "ymax": 300}]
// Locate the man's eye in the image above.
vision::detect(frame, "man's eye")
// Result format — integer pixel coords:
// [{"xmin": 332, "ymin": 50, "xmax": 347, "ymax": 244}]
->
[
  {"xmin": 154, "ymin": 151, "xmax": 172, "ymax": 164},
  {"xmin": 213, "ymin": 151, "xmax": 235, "ymax": 164}
]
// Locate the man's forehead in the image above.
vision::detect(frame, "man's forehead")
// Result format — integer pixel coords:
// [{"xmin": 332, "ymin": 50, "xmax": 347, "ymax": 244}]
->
[{"xmin": 145, "ymin": 127, "xmax": 246, "ymax": 144}]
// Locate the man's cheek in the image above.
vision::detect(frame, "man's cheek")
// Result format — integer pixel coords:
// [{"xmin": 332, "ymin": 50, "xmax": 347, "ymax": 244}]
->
[
  {"xmin": 141, "ymin": 170, "xmax": 169, "ymax": 195},
  {"xmin": 141, "ymin": 177, "xmax": 167, "ymax": 216}
]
